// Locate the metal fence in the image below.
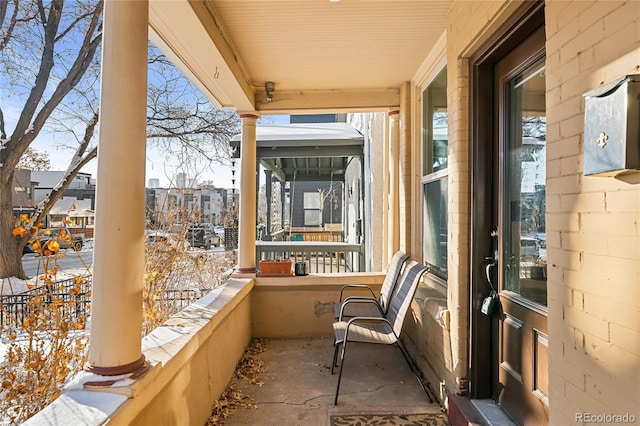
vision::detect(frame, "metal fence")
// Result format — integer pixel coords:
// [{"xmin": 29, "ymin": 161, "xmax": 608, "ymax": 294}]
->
[
  {"xmin": 0, "ymin": 277, "xmax": 213, "ymax": 328},
  {"xmin": 158, "ymin": 288, "xmax": 213, "ymax": 311},
  {"xmin": 0, "ymin": 276, "xmax": 92, "ymax": 328}
]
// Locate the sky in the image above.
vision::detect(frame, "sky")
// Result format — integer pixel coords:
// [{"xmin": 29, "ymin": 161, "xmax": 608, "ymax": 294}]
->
[
  {"xmin": 0, "ymin": 14, "xmax": 291, "ymax": 192},
  {"xmin": 42, "ymin": 114, "xmax": 291, "ymax": 190}
]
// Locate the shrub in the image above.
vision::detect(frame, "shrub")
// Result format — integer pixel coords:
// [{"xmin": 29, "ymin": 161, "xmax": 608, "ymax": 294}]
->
[{"xmin": 1, "ymin": 222, "xmax": 236, "ymax": 423}]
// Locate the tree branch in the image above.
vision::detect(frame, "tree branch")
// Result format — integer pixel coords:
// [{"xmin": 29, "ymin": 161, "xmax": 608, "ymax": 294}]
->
[
  {"xmin": 0, "ymin": 0, "xmax": 18, "ymax": 51},
  {"xmin": 5, "ymin": 1, "xmax": 102, "ymax": 171},
  {"xmin": 54, "ymin": 8, "xmax": 96, "ymax": 42},
  {"xmin": 0, "ymin": 106, "xmax": 6, "ymax": 140},
  {"xmin": 5, "ymin": 0, "xmax": 63, "ymax": 166}
]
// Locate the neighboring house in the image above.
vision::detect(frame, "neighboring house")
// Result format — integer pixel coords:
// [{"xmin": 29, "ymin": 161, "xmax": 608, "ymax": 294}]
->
[
  {"xmin": 286, "ymin": 115, "xmax": 346, "ymax": 233},
  {"xmin": 289, "ymin": 113, "xmax": 347, "ymax": 124},
  {"xmin": 288, "ymin": 180, "xmax": 343, "ymax": 229},
  {"xmin": 31, "ymin": 171, "xmax": 96, "ymax": 226}
]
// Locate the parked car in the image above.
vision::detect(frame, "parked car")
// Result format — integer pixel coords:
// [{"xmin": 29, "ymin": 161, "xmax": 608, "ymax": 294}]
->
[
  {"xmin": 520, "ymin": 236, "xmax": 540, "ymax": 258},
  {"xmin": 145, "ymin": 232, "xmax": 191, "ymax": 252},
  {"xmin": 185, "ymin": 226, "xmax": 220, "ymax": 250},
  {"xmin": 23, "ymin": 227, "xmax": 85, "ymax": 255},
  {"xmin": 213, "ymin": 225, "xmax": 225, "ymax": 240}
]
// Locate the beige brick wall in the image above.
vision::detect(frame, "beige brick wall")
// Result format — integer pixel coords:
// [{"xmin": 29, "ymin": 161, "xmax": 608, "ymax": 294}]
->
[
  {"xmin": 432, "ymin": 0, "xmax": 516, "ymax": 397},
  {"xmin": 545, "ymin": 1, "xmax": 640, "ymax": 423},
  {"xmin": 416, "ymin": 0, "xmax": 639, "ymax": 423},
  {"xmin": 405, "ymin": 0, "xmax": 515, "ymax": 400}
]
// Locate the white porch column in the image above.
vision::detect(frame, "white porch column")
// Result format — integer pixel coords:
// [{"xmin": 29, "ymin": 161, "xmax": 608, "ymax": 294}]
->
[
  {"xmin": 236, "ymin": 113, "xmax": 259, "ymax": 274},
  {"xmin": 399, "ymin": 82, "xmax": 412, "ymax": 254},
  {"xmin": 86, "ymin": 0, "xmax": 148, "ymax": 377},
  {"xmin": 388, "ymin": 110, "xmax": 401, "ymax": 256}
]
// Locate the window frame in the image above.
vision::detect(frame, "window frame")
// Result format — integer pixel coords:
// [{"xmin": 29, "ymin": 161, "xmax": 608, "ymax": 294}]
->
[
  {"xmin": 303, "ymin": 191, "xmax": 321, "ymax": 226},
  {"xmin": 420, "ymin": 65, "xmax": 449, "ymax": 285}
]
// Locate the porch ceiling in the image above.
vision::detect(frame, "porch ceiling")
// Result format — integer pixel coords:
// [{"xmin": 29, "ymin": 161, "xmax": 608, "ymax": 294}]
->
[
  {"xmin": 230, "ymin": 122, "xmax": 364, "ymax": 182},
  {"xmin": 149, "ymin": 0, "xmax": 452, "ymax": 113}
]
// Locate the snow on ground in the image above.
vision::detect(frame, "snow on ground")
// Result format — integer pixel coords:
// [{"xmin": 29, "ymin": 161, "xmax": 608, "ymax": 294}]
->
[{"xmin": 0, "ymin": 267, "xmax": 91, "ymax": 296}]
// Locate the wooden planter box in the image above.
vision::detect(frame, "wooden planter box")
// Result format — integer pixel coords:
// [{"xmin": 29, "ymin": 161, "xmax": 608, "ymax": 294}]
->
[{"xmin": 259, "ymin": 260, "xmax": 293, "ymax": 276}]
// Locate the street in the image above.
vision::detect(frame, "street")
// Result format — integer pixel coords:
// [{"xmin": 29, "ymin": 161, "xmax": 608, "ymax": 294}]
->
[
  {"xmin": 21, "ymin": 243, "xmax": 227, "ymax": 279},
  {"xmin": 22, "ymin": 248, "xmax": 94, "ymax": 278}
]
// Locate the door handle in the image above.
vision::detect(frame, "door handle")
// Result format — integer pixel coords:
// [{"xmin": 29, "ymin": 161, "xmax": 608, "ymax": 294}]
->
[
  {"xmin": 484, "ymin": 256, "xmax": 498, "ymax": 290},
  {"xmin": 484, "ymin": 256, "xmax": 496, "ymax": 288}
]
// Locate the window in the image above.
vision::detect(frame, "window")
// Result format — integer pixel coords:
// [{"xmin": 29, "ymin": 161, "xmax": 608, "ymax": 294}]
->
[
  {"xmin": 303, "ymin": 192, "xmax": 320, "ymax": 226},
  {"xmin": 14, "ymin": 186, "xmax": 31, "ymax": 196},
  {"xmin": 422, "ymin": 67, "xmax": 448, "ymax": 280}
]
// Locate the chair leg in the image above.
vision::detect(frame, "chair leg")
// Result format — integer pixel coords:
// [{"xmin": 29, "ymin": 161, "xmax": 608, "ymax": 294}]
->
[
  {"xmin": 334, "ymin": 341, "xmax": 347, "ymax": 405},
  {"xmin": 331, "ymin": 341, "xmax": 341, "ymax": 374}
]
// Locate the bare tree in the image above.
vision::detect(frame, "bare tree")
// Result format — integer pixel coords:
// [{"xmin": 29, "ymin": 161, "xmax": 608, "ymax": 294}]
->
[
  {"xmin": 0, "ymin": 1, "xmax": 240, "ymax": 279},
  {"xmin": 0, "ymin": 0, "xmax": 103, "ymax": 279},
  {"xmin": 17, "ymin": 147, "xmax": 51, "ymax": 171},
  {"xmin": 146, "ymin": 44, "xmax": 238, "ymax": 182}
]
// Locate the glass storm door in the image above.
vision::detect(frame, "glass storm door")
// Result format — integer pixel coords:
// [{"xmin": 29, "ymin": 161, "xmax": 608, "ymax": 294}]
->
[{"xmin": 491, "ymin": 26, "xmax": 549, "ymax": 425}]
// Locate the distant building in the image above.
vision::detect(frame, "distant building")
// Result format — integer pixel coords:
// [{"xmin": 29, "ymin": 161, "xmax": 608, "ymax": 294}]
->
[
  {"xmin": 12, "ymin": 169, "xmax": 35, "ymax": 223},
  {"xmin": 145, "ymin": 185, "xmax": 228, "ymax": 228},
  {"xmin": 290, "ymin": 114, "xmax": 347, "ymax": 123},
  {"xmin": 31, "ymin": 171, "xmax": 96, "ymax": 226}
]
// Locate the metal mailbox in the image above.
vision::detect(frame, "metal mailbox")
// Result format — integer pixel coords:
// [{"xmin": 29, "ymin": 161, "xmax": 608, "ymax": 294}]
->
[{"xmin": 583, "ymin": 74, "xmax": 640, "ymax": 176}]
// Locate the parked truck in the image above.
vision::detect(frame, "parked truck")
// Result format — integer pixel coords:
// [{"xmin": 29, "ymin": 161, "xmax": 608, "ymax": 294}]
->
[
  {"xmin": 23, "ymin": 226, "xmax": 85, "ymax": 254},
  {"xmin": 185, "ymin": 226, "xmax": 220, "ymax": 250}
]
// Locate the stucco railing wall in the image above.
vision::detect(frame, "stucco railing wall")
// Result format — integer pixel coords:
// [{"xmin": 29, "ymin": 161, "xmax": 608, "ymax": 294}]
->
[
  {"xmin": 251, "ymin": 273, "xmax": 385, "ymax": 338},
  {"xmin": 25, "ymin": 278, "xmax": 253, "ymax": 426}
]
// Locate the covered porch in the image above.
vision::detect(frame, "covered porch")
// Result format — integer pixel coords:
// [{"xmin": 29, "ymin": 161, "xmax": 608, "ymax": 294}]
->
[
  {"xmin": 223, "ymin": 337, "xmax": 445, "ymax": 425},
  {"xmin": 23, "ymin": 0, "xmax": 640, "ymax": 425},
  {"xmin": 27, "ymin": 274, "xmax": 448, "ymax": 424},
  {"xmin": 26, "ymin": 0, "xmax": 448, "ymax": 424}
]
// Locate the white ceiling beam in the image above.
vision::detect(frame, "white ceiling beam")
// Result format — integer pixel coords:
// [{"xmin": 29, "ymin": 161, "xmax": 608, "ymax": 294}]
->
[
  {"xmin": 149, "ymin": 0, "xmax": 254, "ymax": 111},
  {"xmin": 253, "ymin": 88, "xmax": 401, "ymax": 114}
]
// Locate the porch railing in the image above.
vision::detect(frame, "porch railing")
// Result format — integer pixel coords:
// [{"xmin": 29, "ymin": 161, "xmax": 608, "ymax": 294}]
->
[{"xmin": 256, "ymin": 241, "xmax": 363, "ymax": 273}]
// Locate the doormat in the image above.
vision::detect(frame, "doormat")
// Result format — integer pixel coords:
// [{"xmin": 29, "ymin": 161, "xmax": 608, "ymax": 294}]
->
[{"xmin": 330, "ymin": 412, "xmax": 449, "ymax": 426}]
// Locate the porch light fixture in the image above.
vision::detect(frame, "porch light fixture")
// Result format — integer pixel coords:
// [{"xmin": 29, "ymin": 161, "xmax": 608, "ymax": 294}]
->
[{"xmin": 265, "ymin": 81, "xmax": 275, "ymax": 103}]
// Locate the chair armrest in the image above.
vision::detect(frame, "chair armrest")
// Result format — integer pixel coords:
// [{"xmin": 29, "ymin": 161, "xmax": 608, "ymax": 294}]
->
[
  {"xmin": 339, "ymin": 284, "xmax": 377, "ymax": 302},
  {"xmin": 338, "ymin": 297, "xmax": 383, "ymax": 321},
  {"xmin": 343, "ymin": 316, "xmax": 393, "ymax": 339},
  {"xmin": 346, "ymin": 316, "xmax": 391, "ymax": 326},
  {"xmin": 342, "ymin": 295, "xmax": 378, "ymax": 304}
]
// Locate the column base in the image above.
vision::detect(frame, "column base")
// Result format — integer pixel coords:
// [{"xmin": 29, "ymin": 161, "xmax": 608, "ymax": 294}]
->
[
  {"xmin": 235, "ymin": 267, "xmax": 257, "ymax": 274},
  {"xmin": 84, "ymin": 355, "xmax": 150, "ymax": 387}
]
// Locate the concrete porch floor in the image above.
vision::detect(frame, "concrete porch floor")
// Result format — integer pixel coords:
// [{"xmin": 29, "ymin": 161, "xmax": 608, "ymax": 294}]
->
[{"xmin": 225, "ymin": 337, "xmax": 447, "ymax": 426}]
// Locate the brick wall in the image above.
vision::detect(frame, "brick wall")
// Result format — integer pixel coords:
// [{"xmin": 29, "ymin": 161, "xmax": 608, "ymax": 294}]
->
[
  {"xmin": 545, "ymin": 1, "xmax": 640, "ymax": 423},
  {"xmin": 437, "ymin": 0, "xmax": 510, "ymax": 396},
  {"xmin": 424, "ymin": 0, "xmax": 639, "ymax": 422}
]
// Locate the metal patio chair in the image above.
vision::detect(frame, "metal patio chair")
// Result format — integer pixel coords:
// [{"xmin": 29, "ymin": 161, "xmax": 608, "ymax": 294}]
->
[
  {"xmin": 334, "ymin": 250, "xmax": 409, "ymax": 320},
  {"xmin": 331, "ymin": 260, "xmax": 430, "ymax": 405}
]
